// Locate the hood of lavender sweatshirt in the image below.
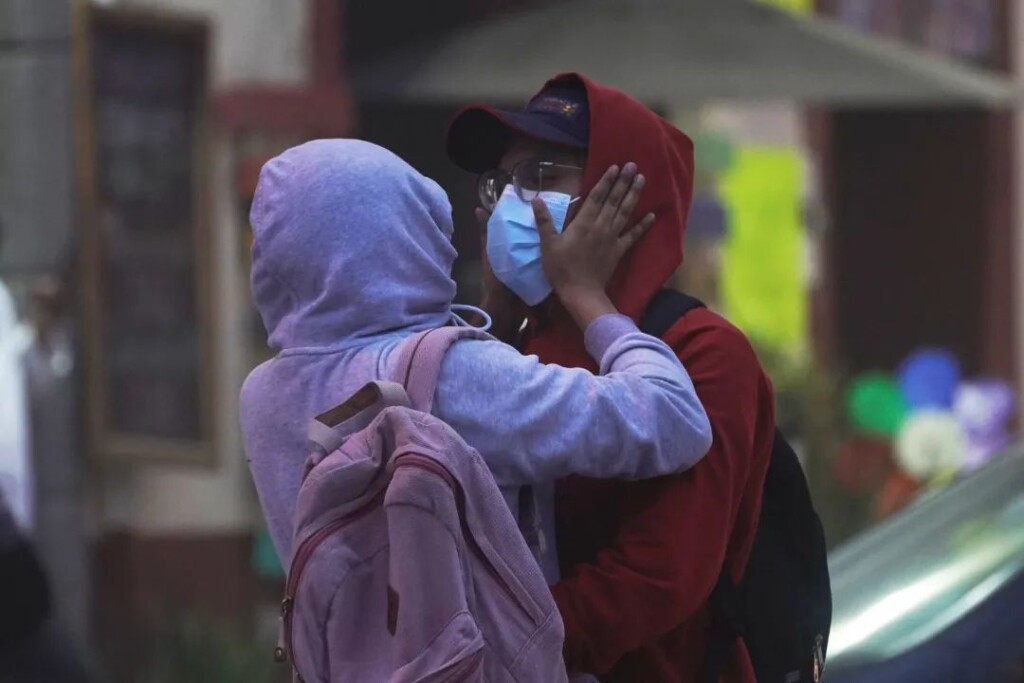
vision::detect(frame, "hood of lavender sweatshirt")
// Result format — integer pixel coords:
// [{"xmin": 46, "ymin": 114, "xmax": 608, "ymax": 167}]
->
[
  {"xmin": 243, "ymin": 140, "xmax": 461, "ymax": 560},
  {"xmin": 250, "ymin": 139, "xmax": 458, "ymax": 352}
]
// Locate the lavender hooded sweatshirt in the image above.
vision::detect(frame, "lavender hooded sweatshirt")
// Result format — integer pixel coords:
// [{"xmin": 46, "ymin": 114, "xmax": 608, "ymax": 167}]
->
[{"xmin": 240, "ymin": 140, "xmax": 712, "ymax": 581}]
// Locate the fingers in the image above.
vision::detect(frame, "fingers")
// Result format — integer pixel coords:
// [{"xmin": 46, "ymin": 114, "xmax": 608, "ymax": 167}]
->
[
  {"xmin": 600, "ymin": 162, "xmax": 638, "ymax": 225},
  {"xmin": 577, "ymin": 165, "xmax": 619, "ymax": 222},
  {"xmin": 617, "ymin": 213, "xmax": 656, "ymax": 256},
  {"xmin": 612, "ymin": 173, "xmax": 645, "ymax": 234},
  {"xmin": 532, "ymin": 198, "xmax": 558, "ymax": 244}
]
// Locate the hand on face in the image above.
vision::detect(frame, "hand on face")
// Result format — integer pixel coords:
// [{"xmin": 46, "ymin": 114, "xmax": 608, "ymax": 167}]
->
[{"xmin": 534, "ymin": 162, "xmax": 654, "ymax": 303}]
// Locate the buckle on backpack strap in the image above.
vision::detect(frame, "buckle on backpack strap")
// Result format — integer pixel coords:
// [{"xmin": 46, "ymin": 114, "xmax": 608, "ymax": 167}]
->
[{"xmin": 813, "ymin": 634, "xmax": 826, "ymax": 682}]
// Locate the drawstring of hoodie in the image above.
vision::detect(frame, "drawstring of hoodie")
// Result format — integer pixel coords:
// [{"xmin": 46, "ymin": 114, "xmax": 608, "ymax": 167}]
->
[{"xmin": 450, "ymin": 304, "xmax": 492, "ymax": 333}]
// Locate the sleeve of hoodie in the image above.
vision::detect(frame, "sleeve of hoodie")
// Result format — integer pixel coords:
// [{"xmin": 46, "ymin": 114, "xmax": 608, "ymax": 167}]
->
[
  {"xmin": 551, "ymin": 314, "xmax": 775, "ymax": 675},
  {"xmin": 432, "ymin": 313, "xmax": 712, "ymax": 486}
]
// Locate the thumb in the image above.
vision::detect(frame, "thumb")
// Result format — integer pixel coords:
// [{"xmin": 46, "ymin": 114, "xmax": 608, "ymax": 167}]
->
[{"xmin": 532, "ymin": 198, "xmax": 558, "ymax": 244}]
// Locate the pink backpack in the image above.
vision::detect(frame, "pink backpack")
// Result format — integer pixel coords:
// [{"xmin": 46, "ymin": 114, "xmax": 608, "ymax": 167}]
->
[{"xmin": 274, "ymin": 328, "xmax": 568, "ymax": 682}]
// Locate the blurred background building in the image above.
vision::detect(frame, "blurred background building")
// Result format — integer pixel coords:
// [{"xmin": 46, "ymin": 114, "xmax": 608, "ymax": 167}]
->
[{"xmin": 1, "ymin": 0, "xmax": 1022, "ymax": 679}]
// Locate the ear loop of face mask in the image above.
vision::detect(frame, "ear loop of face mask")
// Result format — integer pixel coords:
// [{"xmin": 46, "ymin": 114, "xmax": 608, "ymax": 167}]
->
[{"xmin": 450, "ymin": 304, "xmax": 492, "ymax": 332}]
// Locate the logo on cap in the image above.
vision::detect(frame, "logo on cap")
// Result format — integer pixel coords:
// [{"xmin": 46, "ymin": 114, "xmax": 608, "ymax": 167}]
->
[{"xmin": 529, "ymin": 97, "xmax": 582, "ymax": 119}]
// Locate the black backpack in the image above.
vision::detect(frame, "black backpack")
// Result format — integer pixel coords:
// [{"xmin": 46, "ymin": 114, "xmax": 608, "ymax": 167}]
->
[{"xmin": 640, "ymin": 289, "xmax": 832, "ymax": 683}]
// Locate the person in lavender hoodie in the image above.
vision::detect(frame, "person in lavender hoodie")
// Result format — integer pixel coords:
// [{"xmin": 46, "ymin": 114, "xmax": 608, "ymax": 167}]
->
[{"xmin": 240, "ymin": 139, "xmax": 712, "ymax": 582}]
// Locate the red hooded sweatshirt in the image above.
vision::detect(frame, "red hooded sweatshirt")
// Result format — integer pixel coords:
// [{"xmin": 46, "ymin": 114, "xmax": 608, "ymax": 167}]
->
[{"xmin": 522, "ymin": 74, "xmax": 775, "ymax": 682}]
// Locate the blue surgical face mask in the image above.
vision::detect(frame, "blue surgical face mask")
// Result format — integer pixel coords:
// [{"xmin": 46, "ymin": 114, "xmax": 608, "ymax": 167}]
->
[{"xmin": 486, "ymin": 185, "xmax": 572, "ymax": 306}]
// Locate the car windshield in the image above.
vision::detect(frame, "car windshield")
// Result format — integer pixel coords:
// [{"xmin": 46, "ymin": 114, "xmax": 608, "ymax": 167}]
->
[{"xmin": 827, "ymin": 446, "xmax": 1024, "ymax": 668}]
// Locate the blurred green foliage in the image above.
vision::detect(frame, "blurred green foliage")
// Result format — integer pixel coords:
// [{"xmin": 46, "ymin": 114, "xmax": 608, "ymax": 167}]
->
[
  {"xmin": 101, "ymin": 610, "xmax": 286, "ymax": 683},
  {"xmin": 144, "ymin": 613, "xmax": 284, "ymax": 683}
]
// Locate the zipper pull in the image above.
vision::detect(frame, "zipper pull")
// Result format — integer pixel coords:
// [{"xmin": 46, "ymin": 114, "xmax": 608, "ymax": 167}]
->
[{"xmin": 274, "ymin": 597, "xmax": 293, "ymax": 663}]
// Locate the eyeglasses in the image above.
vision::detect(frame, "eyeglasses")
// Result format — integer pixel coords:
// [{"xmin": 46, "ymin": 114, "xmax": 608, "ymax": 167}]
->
[{"xmin": 478, "ymin": 158, "xmax": 584, "ymax": 212}]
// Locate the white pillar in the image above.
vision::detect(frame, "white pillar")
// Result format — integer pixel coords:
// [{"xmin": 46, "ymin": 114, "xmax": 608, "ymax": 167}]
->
[{"xmin": 0, "ymin": 0, "xmax": 93, "ymax": 656}]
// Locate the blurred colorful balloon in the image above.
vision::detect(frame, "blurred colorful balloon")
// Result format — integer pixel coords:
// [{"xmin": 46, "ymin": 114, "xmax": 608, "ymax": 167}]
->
[
  {"xmin": 954, "ymin": 380, "xmax": 1014, "ymax": 436},
  {"xmin": 873, "ymin": 470, "xmax": 921, "ymax": 521},
  {"xmin": 833, "ymin": 436, "xmax": 896, "ymax": 494},
  {"xmin": 895, "ymin": 410, "xmax": 967, "ymax": 481},
  {"xmin": 955, "ymin": 380, "xmax": 1015, "ymax": 472},
  {"xmin": 846, "ymin": 374, "xmax": 908, "ymax": 437},
  {"xmin": 897, "ymin": 348, "xmax": 961, "ymax": 410},
  {"xmin": 962, "ymin": 433, "xmax": 1011, "ymax": 473}
]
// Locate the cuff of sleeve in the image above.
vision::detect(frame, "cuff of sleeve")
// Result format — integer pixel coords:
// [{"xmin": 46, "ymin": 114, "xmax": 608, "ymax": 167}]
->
[{"xmin": 584, "ymin": 314, "xmax": 639, "ymax": 362}]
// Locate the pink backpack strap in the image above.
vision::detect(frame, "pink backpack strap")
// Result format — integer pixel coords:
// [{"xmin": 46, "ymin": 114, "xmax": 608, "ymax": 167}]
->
[
  {"xmin": 307, "ymin": 381, "xmax": 412, "ymax": 455},
  {"xmin": 393, "ymin": 326, "xmax": 491, "ymax": 413}
]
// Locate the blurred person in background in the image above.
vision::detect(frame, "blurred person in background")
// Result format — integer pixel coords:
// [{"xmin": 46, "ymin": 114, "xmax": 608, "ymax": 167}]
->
[
  {"xmin": 447, "ymin": 73, "xmax": 775, "ymax": 682},
  {"xmin": 0, "ymin": 219, "xmax": 33, "ymax": 534},
  {"xmin": 0, "ymin": 221, "xmax": 91, "ymax": 683}
]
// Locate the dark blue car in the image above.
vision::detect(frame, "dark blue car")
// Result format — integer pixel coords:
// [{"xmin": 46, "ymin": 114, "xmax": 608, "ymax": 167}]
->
[{"xmin": 825, "ymin": 446, "xmax": 1024, "ymax": 683}]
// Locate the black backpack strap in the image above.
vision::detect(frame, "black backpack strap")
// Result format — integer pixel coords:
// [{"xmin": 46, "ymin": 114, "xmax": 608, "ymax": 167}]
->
[
  {"xmin": 703, "ymin": 575, "xmax": 744, "ymax": 683},
  {"xmin": 639, "ymin": 289, "xmax": 706, "ymax": 338}
]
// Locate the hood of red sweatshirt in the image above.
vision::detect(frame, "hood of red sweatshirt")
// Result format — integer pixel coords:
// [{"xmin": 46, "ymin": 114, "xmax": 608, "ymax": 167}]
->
[{"xmin": 524, "ymin": 73, "xmax": 695, "ymax": 369}]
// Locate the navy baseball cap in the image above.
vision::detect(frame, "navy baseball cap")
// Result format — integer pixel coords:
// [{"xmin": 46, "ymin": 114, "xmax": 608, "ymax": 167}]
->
[{"xmin": 446, "ymin": 85, "xmax": 590, "ymax": 174}]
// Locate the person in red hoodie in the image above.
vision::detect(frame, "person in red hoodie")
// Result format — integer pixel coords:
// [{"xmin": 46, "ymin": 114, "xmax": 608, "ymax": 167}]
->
[{"xmin": 447, "ymin": 73, "xmax": 774, "ymax": 682}]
